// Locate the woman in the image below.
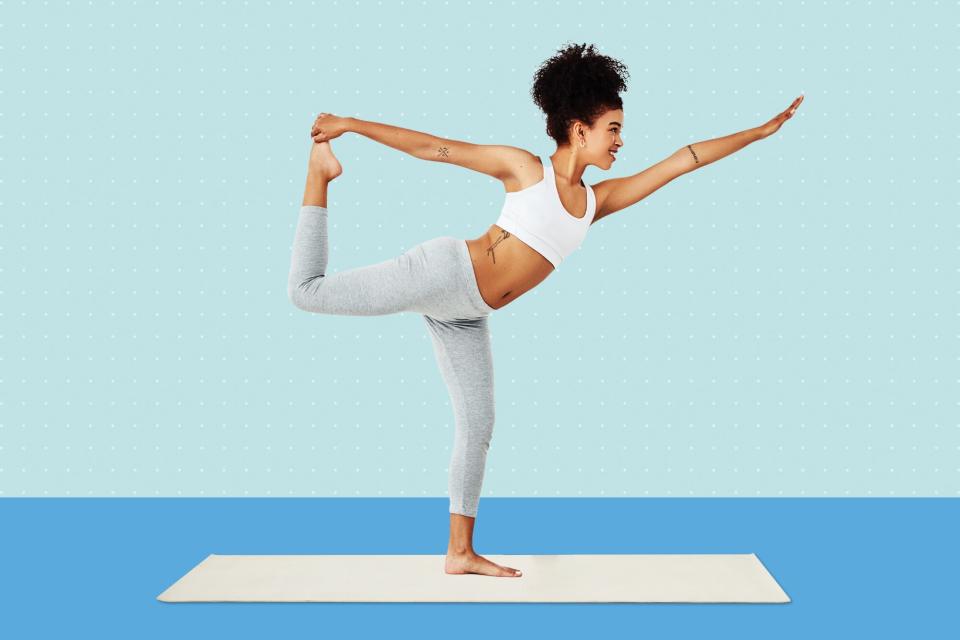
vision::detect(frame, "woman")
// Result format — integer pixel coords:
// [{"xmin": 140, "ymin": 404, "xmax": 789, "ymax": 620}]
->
[{"xmin": 288, "ymin": 42, "xmax": 803, "ymax": 578}]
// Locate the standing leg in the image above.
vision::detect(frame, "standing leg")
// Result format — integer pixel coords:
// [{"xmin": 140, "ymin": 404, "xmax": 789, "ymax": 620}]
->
[
  {"xmin": 424, "ymin": 314, "xmax": 496, "ymax": 520},
  {"xmin": 424, "ymin": 314, "xmax": 522, "ymax": 578}
]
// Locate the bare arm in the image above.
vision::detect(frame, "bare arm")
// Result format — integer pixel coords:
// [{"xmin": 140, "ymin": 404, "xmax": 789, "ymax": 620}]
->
[
  {"xmin": 347, "ymin": 117, "xmax": 437, "ymax": 160},
  {"xmin": 591, "ymin": 96, "xmax": 805, "ymax": 225},
  {"xmin": 591, "ymin": 149, "xmax": 688, "ymax": 224},
  {"xmin": 678, "ymin": 95, "xmax": 804, "ymax": 172},
  {"xmin": 678, "ymin": 126, "xmax": 763, "ymax": 173},
  {"xmin": 592, "ymin": 127, "xmax": 763, "ymax": 224},
  {"xmin": 347, "ymin": 117, "xmax": 524, "ymax": 181}
]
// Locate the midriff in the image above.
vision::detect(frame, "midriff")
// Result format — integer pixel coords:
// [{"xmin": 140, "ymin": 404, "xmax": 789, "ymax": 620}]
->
[
  {"xmin": 465, "ymin": 224, "xmax": 556, "ymax": 310},
  {"xmin": 465, "ymin": 153, "xmax": 595, "ymax": 310}
]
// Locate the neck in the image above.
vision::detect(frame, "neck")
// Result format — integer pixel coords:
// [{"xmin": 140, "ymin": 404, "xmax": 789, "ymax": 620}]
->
[{"xmin": 549, "ymin": 148, "xmax": 586, "ymax": 187}]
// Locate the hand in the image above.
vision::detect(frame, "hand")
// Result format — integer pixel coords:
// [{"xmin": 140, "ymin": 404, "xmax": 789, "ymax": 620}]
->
[
  {"xmin": 310, "ymin": 113, "xmax": 350, "ymax": 143},
  {"xmin": 756, "ymin": 94, "xmax": 804, "ymax": 139}
]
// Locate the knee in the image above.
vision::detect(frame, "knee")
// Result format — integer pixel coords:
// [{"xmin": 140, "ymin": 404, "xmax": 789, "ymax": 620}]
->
[
  {"xmin": 480, "ymin": 406, "xmax": 496, "ymax": 442},
  {"xmin": 288, "ymin": 275, "xmax": 325, "ymax": 312},
  {"xmin": 288, "ymin": 286, "xmax": 308, "ymax": 311},
  {"xmin": 466, "ymin": 413, "xmax": 496, "ymax": 450}
]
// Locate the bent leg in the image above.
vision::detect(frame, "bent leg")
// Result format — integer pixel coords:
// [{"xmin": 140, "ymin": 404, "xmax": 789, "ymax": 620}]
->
[
  {"xmin": 288, "ymin": 205, "xmax": 427, "ymax": 316},
  {"xmin": 423, "ymin": 314, "xmax": 496, "ymax": 518}
]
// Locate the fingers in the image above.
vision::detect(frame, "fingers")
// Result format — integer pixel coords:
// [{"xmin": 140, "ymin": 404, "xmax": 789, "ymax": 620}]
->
[
  {"xmin": 310, "ymin": 113, "xmax": 331, "ymax": 137},
  {"xmin": 788, "ymin": 94, "xmax": 804, "ymax": 115}
]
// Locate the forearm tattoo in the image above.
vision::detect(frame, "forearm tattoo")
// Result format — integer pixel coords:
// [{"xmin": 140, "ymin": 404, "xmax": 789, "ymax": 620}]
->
[
  {"xmin": 486, "ymin": 230, "xmax": 510, "ymax": 264},
  {"xmin": 686, "ymin": 144, "xmax": 699, "ymax": 164},
  {"xmin": 435, "ymin": 146, "xmax": 450, "ymax": 159}
]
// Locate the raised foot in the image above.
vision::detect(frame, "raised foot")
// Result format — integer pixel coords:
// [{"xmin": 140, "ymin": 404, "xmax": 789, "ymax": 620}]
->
[
  {"xmin": 309, "ymin": 140, "xmax": 343, "ymax": 181},
  {"xmin": 445, "ymin": 551, "xmax": 522, "ymax": 578}
]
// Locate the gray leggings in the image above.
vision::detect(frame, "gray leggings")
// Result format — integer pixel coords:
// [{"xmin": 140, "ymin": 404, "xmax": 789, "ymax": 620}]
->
[{"xmin": 288, "ymin": 205, "xmax": 497, "ymax": 518}]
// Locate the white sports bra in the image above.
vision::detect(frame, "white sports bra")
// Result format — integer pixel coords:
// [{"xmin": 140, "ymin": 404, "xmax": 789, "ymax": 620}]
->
[{"xmin": 493, "ymin": 155, "xmax": 596, "ymax": 269}]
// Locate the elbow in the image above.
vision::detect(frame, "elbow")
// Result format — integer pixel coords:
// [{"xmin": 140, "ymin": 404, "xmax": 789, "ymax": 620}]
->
[
  {"xmin": 418, "ymin": 137, "xmax": 443, "ymax": 162},
  {"xmin": 288, "ymin": 274, "xmax": 324, "ymax": 311}
]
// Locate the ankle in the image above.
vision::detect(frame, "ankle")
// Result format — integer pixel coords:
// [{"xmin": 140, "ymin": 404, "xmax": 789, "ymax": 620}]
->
[
  {"xmin": 306, "ymin": 166, "xmax": 331, "ymax": 184},
  {"xmin": 302, "ymin": 170, "xmax": 329, "ymax": 207},
  {"xmin": 446, "ymin": 545, "xmax": 474, "ymax": 556}
]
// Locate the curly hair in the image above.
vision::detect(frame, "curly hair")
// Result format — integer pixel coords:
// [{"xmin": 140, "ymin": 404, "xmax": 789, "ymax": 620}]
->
[{"xmin": 531, "ymin": 42, "xmax": 630, "ymax": 146}]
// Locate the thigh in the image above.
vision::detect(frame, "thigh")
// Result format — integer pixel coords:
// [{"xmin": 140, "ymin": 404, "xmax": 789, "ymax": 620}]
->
[
  {"xmin": 423, "ymin": 314, "xmax": 495, "ymax": 419},
  {"xmin": 295, "ymin": 245, "xmax": 431, "ymax": 316}
]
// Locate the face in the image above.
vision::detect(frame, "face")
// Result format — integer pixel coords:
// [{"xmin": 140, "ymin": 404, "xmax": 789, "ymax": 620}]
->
[{"xmin": 573, "ymin": 108, "xmax": 624, "ymax": 169}]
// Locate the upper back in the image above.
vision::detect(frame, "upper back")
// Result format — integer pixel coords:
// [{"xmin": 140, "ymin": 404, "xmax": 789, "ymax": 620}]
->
[{"xmin": 494, "ymin": 155, "xmax": 596, "ymax": 269}]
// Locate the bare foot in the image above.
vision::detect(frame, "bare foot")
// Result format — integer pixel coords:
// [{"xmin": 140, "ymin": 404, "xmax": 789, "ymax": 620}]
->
[
  {"xmin": 309, "ymin": 140, "xmax": 343, "ymax": 181},
  {"xmin": 445, "ymin": 551, "xmax": 523, "ymax": 578}
]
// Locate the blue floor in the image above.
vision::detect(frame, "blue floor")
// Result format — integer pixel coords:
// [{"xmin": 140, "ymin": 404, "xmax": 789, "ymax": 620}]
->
[{"xmin": 2, "ymin": 498, "xmax": 956, "ymax": 638}]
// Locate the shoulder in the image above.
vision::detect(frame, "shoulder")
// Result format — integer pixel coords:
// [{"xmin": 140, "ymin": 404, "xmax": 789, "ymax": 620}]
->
[
  {"xmin": 500, "ymin": 150, "xmax": 543, "ymax": 192},
  {"xmin": 433, "ymin": 141, "xmax": 536, "ymax": 185}
]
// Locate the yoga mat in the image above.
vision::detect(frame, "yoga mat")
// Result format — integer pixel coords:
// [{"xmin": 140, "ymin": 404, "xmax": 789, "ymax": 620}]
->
[{"xmin": 157, "ymin": 553, "xmax": 791, "ymax": 603}]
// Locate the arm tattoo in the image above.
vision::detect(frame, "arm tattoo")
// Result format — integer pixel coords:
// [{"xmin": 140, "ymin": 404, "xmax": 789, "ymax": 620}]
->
[
  {"xmin": 486, "ymin": 230, "xmax": 510, "ymax": 264},
  {"xmin": 435, "ymin": 146, "xmax": 450, "ymax": 159},
  {"xmin": 686, "ymin": 144, "xmax": 700, "ymax": 164}
]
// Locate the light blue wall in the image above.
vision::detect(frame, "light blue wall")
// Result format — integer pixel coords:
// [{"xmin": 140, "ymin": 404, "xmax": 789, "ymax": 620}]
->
[{"xmin": 2, "ymin": 1, "xmax": 954, "ymax": 497}]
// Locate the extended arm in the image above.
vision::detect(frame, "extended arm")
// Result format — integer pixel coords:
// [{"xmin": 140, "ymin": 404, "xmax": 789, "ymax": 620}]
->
[
  {"xmin": 347, "ymin": 116, "xmax": 525, "ymax": 180},
  {"xmin": 591, "ymin": 95, "xmax": 804, "ymax": 224},
  {"xmin": 680, "ymin": 93, "xmax": 804, "ymax": 172},
  {"xmin": 678, "ymin": 126, "xmax": 763, "ymax": 173},
  {"xmin": 348, "ymin": 117, "xmax": 437, "ymax": 161},
  {"xmin": 592, "ymin": 126, "xmax": 762, "ymax": 224}
]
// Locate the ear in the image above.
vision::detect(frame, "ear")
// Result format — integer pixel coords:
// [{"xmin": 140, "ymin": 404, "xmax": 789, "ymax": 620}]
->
[{"xmin": 575, "ymin": 122, "xmax": 588, "ymax": 144}]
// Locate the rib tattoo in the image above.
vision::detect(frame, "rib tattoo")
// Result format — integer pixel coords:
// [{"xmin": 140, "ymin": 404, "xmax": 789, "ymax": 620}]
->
[{"xmin": 486, "ymin": 230, "xmax": 510, "ymax": 264}]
